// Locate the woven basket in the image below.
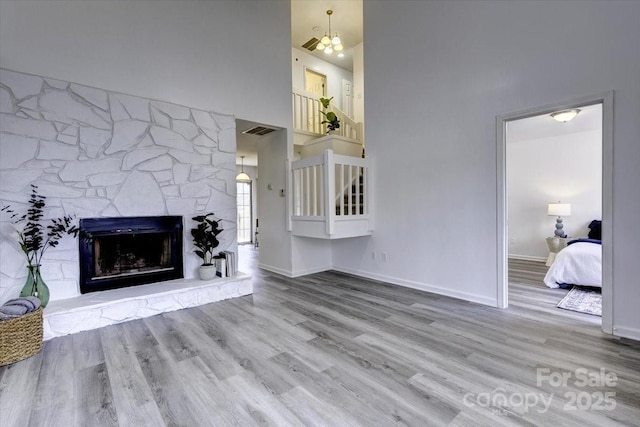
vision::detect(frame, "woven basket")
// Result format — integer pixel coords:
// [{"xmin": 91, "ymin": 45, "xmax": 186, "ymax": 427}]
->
[{"xmin": 0, "ymin": 307, "xmax": 43, "ymax": 366}]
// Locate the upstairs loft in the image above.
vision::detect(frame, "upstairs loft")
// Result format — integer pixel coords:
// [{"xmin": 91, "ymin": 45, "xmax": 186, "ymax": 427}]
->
[
  {"xmin": 292, "ymin": 89, "xmax": 363, "ymax": 146},
  {"xmin": 289, "ymin": 90, "xmax": 371, "ymax": 240}
]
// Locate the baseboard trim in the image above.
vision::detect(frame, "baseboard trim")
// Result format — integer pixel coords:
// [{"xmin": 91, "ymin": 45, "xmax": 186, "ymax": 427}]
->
[
  {"xmin": 258, "ymin": 263, "xmax": 295, "ymax": 277},
  {"xmin": 291, "ymin": 265, "xmax": 333, "ymax": 277},
  {"xmin": 613, "ymin": 325, "xmax": 640, "ymax": 341},
  {"xmin": 508, "ymin": 254, "xmax": 547, "ymax": 262},
  {"xmin": 258, "ymin": 264, "xmax": 335, "ymax": 279},
  {"xmin": 332, "ymin": 267, "xmax": 497, "ymax": 307}
]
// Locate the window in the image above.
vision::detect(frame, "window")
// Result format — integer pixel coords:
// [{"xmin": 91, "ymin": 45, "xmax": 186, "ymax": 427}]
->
[{"xmin": 237, "ymin": 182, "xmax": 252, "ymax": 244}]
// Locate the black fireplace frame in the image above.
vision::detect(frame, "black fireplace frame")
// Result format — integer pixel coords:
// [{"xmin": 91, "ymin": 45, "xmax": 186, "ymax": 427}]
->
[{"xmin": 79, "ymin": 216, "xmax": 184, "ymax": 294}]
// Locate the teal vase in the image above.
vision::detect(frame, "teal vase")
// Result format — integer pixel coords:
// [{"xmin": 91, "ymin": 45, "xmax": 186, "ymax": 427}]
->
[{"xmin": 20, "ymin": 264, "xmax": 49, "ymax": 307}]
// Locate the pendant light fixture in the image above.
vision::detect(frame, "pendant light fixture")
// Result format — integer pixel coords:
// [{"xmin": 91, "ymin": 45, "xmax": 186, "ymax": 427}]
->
[
  {"xmin": 236, "ymin": 156, "xmax": 251, "ymax": 183},
  {"xmin": 315, "ymin": 10, "xmax": 344, "ymax": 56}
]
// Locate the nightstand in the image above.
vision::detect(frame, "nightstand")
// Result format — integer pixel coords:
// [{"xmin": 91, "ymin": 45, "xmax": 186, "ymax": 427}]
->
[{"xmin": 545, "ymin": 236, "xmax": 568, "ymax": 266}]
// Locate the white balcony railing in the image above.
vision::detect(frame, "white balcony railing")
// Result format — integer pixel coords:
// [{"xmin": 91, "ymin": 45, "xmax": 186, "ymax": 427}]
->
[
  {"xmin": 292, "ymin": 90, "xmax": 363, "ymax": 142},
  {"xmin": 290, "ymin": 149, "xmax": 373, "ymax": 239}
]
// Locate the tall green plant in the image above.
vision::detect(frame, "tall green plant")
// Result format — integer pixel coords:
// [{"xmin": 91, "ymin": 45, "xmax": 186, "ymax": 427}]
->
[
  {"xmin": 1, "ymin": 185, "xmax": 78, "ymax": 267},
  {"xmin": 319, "ymin": 96, "xmax": 341, "ymax": 133},
  {"xmin": 190, "ymin": 213, "xmax": 223, "ymax": 265}
]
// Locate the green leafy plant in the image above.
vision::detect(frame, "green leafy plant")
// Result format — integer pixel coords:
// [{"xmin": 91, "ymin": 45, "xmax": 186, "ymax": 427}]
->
[
  {"xmin": 190, "ymin": 213, "xmax": 223, "ymax": 265},
  {"xmin": 319, "ymin": 96, "xmax": 341, "ymax": 133},
  {"xmin": 1, "ymin": 184, "xmax": 79, "ymax": 267}
]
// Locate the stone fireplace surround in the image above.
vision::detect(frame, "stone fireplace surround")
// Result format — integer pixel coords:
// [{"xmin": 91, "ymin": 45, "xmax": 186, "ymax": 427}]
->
[{"xmin": 0, "ymin": 68, "xmax": 252, "ymax": 339}]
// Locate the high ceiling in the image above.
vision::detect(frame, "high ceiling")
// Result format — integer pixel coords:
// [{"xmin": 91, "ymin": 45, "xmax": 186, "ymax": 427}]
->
[
  {"xmin": 291, "ymin": 0, "xmax": 363, "ymax": 72},
  {"xmin": 247, "ymin": 5, "xmax": 602, "ymax": 165},
  {"xmin": 237, "ymin": 1, "xmax": 363, "ymax": 168}
]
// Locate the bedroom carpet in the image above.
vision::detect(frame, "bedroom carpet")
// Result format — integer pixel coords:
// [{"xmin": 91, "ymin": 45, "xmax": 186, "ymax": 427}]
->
[{"xmin": 557, "ymin": 286, "xmax": 602, "ymax": 316}]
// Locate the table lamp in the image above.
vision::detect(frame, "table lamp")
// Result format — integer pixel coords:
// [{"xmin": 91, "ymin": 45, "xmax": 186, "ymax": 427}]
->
[{"xmin": 548, "ymin": 202, "xmax": 571, "ymax": 238}]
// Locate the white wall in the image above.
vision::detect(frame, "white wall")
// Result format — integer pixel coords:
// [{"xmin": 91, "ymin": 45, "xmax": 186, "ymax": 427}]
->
[
  {"xmin": 0, "ymin": 0, "xmax": 295, "ymax": 276},
  {"xmin": 0, "ymin": 69, "xmax": 237, "ymax": 304},
  {"xmin": 352, "ymin": 43, "xmax": 365, "ymax": 124},
  {"xmin": 0, "ymin": 0, "xmax": 292, "ymax": 128},
  {"xmin": 333, "ymin": 1, "xmax": 640, "ymax": 338},
  {"xmin": 291, "ymin": 48, "xmax": 353, "ymax": 111},
  {"xmin": 508, "ymin": 130, "xmax": 602, "ymax": 260},
  {"xmin": 292, "ymin": 237, "xmax": 332, "ymax": 277},
  {"xmin": 257, "ymin": 130, "xmax": 292, "ymax": 275}
]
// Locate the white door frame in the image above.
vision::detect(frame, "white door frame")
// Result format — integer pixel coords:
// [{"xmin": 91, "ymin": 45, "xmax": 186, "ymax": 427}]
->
[
  {"xmin": 496, "ymin": 91, "xmax": 614, "ymax": 334},
  {"xmin": 304, "ymin": 67, "xmax": 327, "ymax": 97},
  {"xmin": 342, "ymin": 78, "xmax": 354, "ymax": 118}
]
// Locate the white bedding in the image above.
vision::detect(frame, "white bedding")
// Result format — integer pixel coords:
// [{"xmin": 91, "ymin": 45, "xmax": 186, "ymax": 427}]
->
[{"xmin": 544, "ymin": 242, "xmax": 602, "ymax": 288}]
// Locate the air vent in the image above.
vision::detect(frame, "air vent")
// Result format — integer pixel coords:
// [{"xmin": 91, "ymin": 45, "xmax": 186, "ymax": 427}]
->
[
  {"xmin": 302, "ymin": 37, "xmax": 320, "ymax": 51},
  {"xmin": 242, "ymin": 126, "xmax": 277, "ymax": 136}
]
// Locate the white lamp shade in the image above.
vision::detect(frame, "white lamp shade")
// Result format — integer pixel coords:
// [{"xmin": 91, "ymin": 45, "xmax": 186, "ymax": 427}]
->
[
  {"xmin": 236, "ymin": 172, "xmax": 251, "ymax": 183},
  {"xmin": 548, "ymin": 202, "xmax": 571, "ymax": 216},
  {"xmin": 321, "ymin": 35, "xmax": 331, "ymax": 45}
]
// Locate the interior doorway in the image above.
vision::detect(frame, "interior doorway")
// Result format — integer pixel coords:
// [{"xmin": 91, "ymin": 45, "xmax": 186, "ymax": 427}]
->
[
  {"xmin": 237, "ymin": 181, "xmax": 252, "ymax": 244},
  {"xmin": 496, "ymin": 92, "xmax": 614, "ymax": 334},
  {"xmin": 342, "ymin": 79, "xmax": 353, "ymax": 118},
  {"xmin": 506, "ymin": 104, "xmax": 602, "ymax": 325},
  {"xmin": 304, "ymin": 68, "xmax": 326, "ymax": 97}
]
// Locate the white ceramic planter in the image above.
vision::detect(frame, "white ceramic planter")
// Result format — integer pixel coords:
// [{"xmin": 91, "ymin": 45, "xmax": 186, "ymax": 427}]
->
[{"xmin": 198, "ymin": 264, "xmax": 217, "ymax": 280}]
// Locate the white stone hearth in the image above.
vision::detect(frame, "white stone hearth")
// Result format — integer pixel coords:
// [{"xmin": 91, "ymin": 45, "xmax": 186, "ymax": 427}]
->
[{"xmin": 43, "ymin": 273, "xmax": 252, "ymax": 340}]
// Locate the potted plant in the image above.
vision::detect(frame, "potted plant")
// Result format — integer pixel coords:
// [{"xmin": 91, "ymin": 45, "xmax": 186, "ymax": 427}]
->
[
  {"xmin": 1, "ymin": 185, "xmax": 78, "ymax": 307},
  {"xmin": 190, "ymin": 212, "xmax": 223, "ymax": 280},
  {"xmin": 319, "ymin": 96, "xmax": 341, "ymax": 133}
]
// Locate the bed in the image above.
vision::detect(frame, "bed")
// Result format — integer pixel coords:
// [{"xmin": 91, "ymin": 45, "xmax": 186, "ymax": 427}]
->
[
  {"xmin": 544, "ymin": 219, "xmax": 602, "ymax": 289},
  {"xmin": 544, "ymin": 239, "xmax": 602, "ymax": 289}
]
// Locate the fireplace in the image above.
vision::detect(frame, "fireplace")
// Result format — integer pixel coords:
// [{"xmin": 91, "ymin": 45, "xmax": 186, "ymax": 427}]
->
[{"xmin": 79, "ymin": 216, "xmax": 184, "ymax": 294}]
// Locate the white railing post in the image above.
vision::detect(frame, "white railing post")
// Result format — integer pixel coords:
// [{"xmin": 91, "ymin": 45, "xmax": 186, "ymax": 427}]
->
[
  {"xmin": 339, "ymin": 163, "xmax": 345, "ymax": 216},
  {"xmin": 356, "ymin": 166, "xmax": 361, "ymax": 215},
  {"xmin": 347, "ymin": 164, "xmax": 353, "ymax": 216},
  {"xmin": 324, "ymin": 149, "xmax": 335, "ymax": 236},
  {"xmin": 366, "ymin": 156, "xmax": 373, "ymax": 231},
  {"xmin": 362, "ymin": 166, "xmax": 367, "ymax": 215},
  {"xmin": 318, "ymin": 164, "xmax": 324, "ymax": 217}
]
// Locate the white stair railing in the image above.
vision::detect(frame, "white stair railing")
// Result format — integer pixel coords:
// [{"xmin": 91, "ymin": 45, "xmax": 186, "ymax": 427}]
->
[
  {"xmin": 291, "ymin": 149, "xmax": 371, "ymax": 238},
  {"xmin": 292, "ymin": 90, "xmax": 363, "ymax": 142},
  {"xmin": 292, "ymin": 90, "xmax": 323, "ymax": 135},
  {"xmin": 331, "ymin": 106, "xmax": 363, "ymax": 142}
]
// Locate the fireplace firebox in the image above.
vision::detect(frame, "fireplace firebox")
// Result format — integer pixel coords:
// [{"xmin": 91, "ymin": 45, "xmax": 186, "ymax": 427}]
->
[{"xmin": 79, "ymin": 216, "xmax": 183, "ymax": 294}]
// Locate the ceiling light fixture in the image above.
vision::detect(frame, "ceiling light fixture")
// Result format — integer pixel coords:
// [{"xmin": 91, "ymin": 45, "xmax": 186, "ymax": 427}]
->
[
  {"xmin": 550, "ymin": 109, "xmax": 580, "ymax": 123},
  {"xmin": 315, "ymin": 10, "xmax": 343, "ymax": 55},
  {"xmin": 236, "ymin": 156, "xmax": 251, "ymax": 183}
]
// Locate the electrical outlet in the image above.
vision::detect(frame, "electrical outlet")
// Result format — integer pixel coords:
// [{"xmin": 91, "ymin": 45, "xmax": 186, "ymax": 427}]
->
[
  {"xmin": 371, "ymin": 251, "xmax": 376, "ymax": 260},
  {"xmin": 381, "ymin": 252, "xmax": 388, "ymax": 262},
  {"xmin": 509, "ymin": 237, "xmax": 517, "ymax": 245}
]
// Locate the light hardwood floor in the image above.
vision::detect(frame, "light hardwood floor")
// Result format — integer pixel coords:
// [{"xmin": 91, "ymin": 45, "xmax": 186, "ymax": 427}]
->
[
  {"xmin": 508, "ymin": 258, "xmax": 601, "ymax": 326},
  {"xmin": 1, "ymin": 248, "xmax": 638, "ymax": 426}
]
